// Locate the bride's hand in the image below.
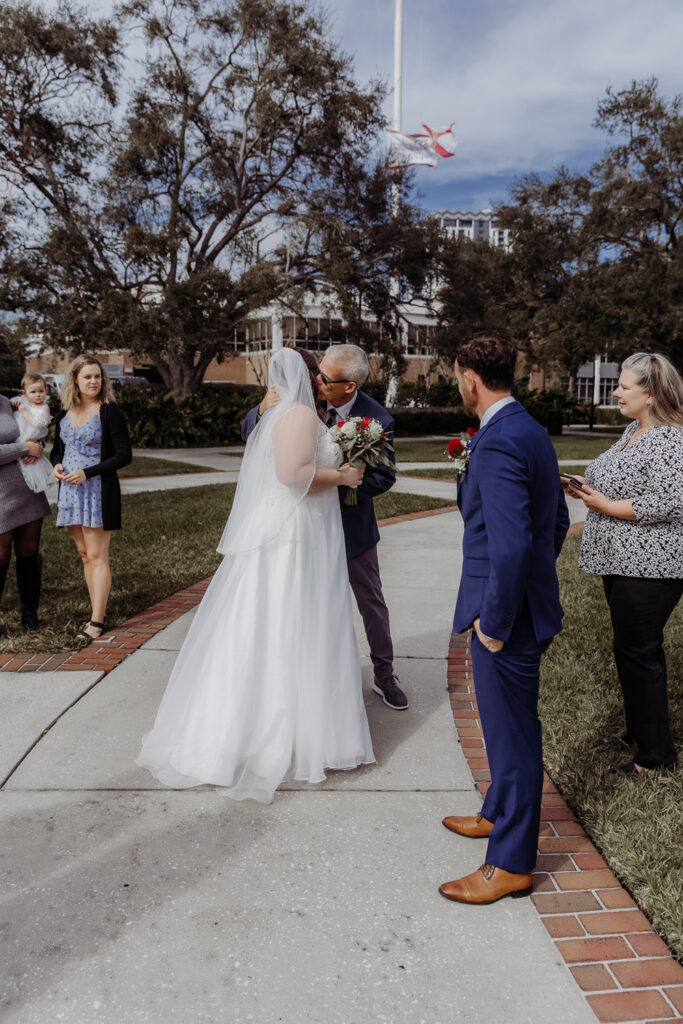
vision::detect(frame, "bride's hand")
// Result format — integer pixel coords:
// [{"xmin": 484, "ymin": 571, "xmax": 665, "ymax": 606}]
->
[{"xmin": 339, "ymin": 463, "xmax": 365, "ymax": 488}]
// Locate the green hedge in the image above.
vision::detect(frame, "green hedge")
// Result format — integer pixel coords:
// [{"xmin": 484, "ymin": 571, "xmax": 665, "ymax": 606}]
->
[
  {"xmin": 392, "ymin": 408, "xmax": 476, "ymax": 436},
  {"xmin": 112, "ymin": 384, "xmax": 265, "ymax": 447}
]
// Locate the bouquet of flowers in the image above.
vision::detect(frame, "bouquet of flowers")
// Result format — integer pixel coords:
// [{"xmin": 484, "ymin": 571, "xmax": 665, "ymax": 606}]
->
[
  {"xmin": 446, "ymin": 427, "xmax": 478, "ymax": 477},
  {"xmin": 329, "ymin": 416, "xmax": 394, "ymax": 505}
]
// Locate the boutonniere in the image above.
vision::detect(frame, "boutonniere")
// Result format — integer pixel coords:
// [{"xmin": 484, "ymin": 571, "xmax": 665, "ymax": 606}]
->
[{"xmin": 446, "ymin": 427, "xmax": 478, "ymax": 478}]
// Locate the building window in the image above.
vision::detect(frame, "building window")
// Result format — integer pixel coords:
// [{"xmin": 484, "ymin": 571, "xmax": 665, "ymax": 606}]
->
[
  {"xmin": 600, "ymin": 378, "xmax": 619, "ymax": 405},
  {"xmin": 576, "ymin": 378, "xmax": 593, "ymax": 402}
]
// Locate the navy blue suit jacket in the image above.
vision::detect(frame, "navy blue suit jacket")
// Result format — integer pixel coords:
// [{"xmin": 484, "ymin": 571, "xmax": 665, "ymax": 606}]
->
[
  {"xmin": 241, "ymin": 389, "xmax": 396, "ymax": 560},
  {"xmin": 452, "ymin": 400, "xmax": 569, "ymax": 644}
]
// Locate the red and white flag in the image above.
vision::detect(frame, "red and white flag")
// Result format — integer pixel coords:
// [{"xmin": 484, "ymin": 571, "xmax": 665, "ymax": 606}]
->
[{"xmin": 387, "ymin": 122, "xmax": 457, "ymax": 169}]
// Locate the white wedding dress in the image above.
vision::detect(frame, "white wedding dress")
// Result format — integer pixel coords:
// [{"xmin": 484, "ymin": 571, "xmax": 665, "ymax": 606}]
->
[{"xmin": 136, "ymin": 349, "xmax": 375, "ymax": 802}]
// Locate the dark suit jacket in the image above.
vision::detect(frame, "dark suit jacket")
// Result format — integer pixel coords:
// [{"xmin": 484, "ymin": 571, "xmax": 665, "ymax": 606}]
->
[
  {"xmin": 452, "ymin": 400, "xmax": 569, "ymax": 644},
  {"xmin": 241, "ymin": 389, "xmax": 396, "ymax": 560},
  {"xmin": 51, "ymin": 403, "xmax": 132, "ymax": 531}
]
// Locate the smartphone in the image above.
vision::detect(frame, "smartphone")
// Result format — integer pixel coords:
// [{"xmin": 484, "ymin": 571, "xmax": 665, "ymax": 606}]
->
[{"xmin": 559, "ymin": 473, "xmax": 587, "ymax": 492}]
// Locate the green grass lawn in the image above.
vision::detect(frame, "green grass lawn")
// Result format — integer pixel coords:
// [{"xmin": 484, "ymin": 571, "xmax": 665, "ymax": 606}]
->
[
  {"xmin": 395, "ymin": 435, "xmax": 621, "ymax": 463},
  {"xmin": 374, "ymin": 491, "xmax": 454, "ymax": 519},
  {"xmin": 0, "ymin": 485, "xmax": 453, "ymax": 653},
  {"xmin": 119, "ymin": 455, "xmax": 207, "ymax": 477},
  {"xmin": 542, "ymin": 533, "xmax": 683, "ymax": 957},
  {"xmin": 394, "ymin": 440, "xmax": 452, "ymax": 462},
  {"xmin": 552, "ymin": 434, "xmax": 621, "ymax": 460},
  {"xmin": 400, "ymin": 467, "xmax": 459, "ymax": 481}
]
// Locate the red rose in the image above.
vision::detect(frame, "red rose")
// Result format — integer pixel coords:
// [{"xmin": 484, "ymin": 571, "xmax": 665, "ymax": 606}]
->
[
  {"xmin": 447, "ymin": 438, "xmax": 464, "ymax": 457},
  {"xmin": 363, "ymin": 417, "xmax": 370, "ymax": 427},
  {"xmin": 466, "ymin": 427, "xmax": 478, "ymax": 438},
  {"xmin": 337, "ymin": 420, "xmax": 346, "ymax": 428}
]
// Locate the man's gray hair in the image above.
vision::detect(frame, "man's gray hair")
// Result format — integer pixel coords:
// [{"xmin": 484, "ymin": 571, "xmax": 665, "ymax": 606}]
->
[{"xmin": 324, "ymin": 344, "xmax": 369, "ymax": 386}]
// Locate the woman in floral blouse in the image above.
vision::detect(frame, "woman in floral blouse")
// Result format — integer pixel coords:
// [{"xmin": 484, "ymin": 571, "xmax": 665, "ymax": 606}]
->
[{"xmin": 568, "ymin": 352, "xmax": 683, "ymax": 775}]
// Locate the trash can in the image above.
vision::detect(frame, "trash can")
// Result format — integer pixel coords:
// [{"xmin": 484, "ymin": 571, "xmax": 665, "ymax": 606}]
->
[{"xmin": 547, "ymin": 409, "xmax": 563, "ymax": 436}]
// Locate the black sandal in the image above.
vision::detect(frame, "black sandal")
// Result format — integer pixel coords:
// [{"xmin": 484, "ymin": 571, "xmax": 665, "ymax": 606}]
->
[{"xmin": 75, "ymin": 620, "xmax": 105, "ymax": 643}]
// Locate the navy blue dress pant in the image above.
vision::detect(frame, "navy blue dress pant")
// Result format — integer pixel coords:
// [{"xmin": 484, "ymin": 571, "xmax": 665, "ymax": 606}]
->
[{"xmin": 472, "ymin": 604, "xmax": 550, "ymax": 874}]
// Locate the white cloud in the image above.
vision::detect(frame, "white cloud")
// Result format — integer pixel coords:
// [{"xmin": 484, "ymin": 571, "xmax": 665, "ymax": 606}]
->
[{"xmin": 326, "ymin": 0, "xmax": 683, "ymax": 185}]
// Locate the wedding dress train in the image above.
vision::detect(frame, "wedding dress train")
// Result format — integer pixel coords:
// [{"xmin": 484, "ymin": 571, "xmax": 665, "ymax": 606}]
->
[{"xmin": 136, "ymin": 350, "xmax": 375, "ymax": 802}]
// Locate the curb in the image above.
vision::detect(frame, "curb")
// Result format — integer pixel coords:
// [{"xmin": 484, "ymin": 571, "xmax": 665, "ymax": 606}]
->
[
  {"xmin": 447, "ymin": 631, "xmax": 683, "ymax": 1024},
  {"xmin": 0, "ymin": 505, "xmax": 458, "ymax": 675}
]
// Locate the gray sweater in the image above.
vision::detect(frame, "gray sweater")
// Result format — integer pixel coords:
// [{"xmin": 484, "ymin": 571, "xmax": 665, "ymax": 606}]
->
[{"xmin": 0, "ymin": 395, "xmax": 50, "ymax": 532}]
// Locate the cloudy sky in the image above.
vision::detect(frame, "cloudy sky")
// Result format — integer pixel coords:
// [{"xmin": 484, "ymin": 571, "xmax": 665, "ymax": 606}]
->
[
  {"xmin": 78, "ymin": 0, "xmax": 683, "ymax": 215},
  {"xmin": 322, "ymin": 0, "xmax": 683, "ymax": 213}
]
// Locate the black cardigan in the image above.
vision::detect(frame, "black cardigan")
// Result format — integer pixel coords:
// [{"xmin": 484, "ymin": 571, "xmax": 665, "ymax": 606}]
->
[{"xmin": 51, "ymin": 402, "xmax": 133, "ymax": 530}]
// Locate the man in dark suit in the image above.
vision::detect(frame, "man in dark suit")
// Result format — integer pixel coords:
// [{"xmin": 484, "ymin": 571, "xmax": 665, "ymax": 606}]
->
[
  {"xmin": 439, "ymin": 332, "xmax": 569, "ymax": 905},
  {"xmin": 241, "ymin": 343, "xmax": 408, "ymax": 710}
]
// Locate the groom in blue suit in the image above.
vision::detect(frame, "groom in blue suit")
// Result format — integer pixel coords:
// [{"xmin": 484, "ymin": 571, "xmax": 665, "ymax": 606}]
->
[{"xmin": 439, "ymin": 332, "xmax": 569, "ymax": 905}]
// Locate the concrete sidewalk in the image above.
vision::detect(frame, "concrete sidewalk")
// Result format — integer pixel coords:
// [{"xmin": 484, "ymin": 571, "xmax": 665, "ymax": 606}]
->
[{"xmin": 0, "ymin": 511, "xmax": 595, "ymax": 1024}]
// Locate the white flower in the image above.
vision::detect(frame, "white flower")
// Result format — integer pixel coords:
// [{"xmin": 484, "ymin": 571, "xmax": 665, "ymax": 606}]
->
[
  {"xmin": 341, "ymin": 421, "xmax": 357, "ymax": 438},
  {"xmin": 366, "ymin": 420, "xmax": 384, "ymax": 440}
]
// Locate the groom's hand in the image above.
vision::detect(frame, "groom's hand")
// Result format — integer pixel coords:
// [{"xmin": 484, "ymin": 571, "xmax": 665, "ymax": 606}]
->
[{"xmin": 473, "ymin": 618, "xmax": 504, "ymax": 653}]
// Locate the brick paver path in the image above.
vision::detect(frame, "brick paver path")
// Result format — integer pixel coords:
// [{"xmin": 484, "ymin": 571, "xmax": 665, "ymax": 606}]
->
[{"xmin": 448, "ymin": 630, "xmax": 683, "ymax": 1024}]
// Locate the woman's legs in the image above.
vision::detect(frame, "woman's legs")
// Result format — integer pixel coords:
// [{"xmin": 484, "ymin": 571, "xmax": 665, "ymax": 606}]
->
[
  {"xmin": 68, "ymin": 525, "xmax": 112, "ymax": 635},
  {"xmin": 13, "ymin": 519, "xmax": 44, "ymax": 629},
  {"xmin": 68, "ymin": 525, "xmax": 94, "ymax": 607},
  {"xmin": 81, "ymin": 527, "xmax": 112, "ymax": 630},
  {"xmin": 0, "ymin": 530, "xmax": 13, "ymax": 618},
  {"xmin": 604, "ymin": 575, "xmax": 682, "ymax": 768}
]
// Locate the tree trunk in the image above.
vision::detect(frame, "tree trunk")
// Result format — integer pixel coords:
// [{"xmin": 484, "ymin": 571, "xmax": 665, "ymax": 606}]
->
[{"xmin": 153, "ymin": 350, "xmax": 217, "ymax": 401}]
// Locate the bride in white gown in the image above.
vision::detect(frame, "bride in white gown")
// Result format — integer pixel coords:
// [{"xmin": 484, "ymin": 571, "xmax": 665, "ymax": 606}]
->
[{"xmin": 136, "ymin": 348, "xmax": 375, "ymax": 802}]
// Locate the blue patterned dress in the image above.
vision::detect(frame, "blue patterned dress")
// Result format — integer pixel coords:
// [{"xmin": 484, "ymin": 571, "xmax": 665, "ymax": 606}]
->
[{"xmin": 55, "ymin": 414, "xmax": 104, "ymax": 528}]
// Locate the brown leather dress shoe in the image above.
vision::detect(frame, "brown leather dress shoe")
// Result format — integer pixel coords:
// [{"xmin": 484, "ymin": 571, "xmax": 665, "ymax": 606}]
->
[
  {"xmin": 442, "ymin": 812, "xmax": 494, "ymax": 838},
  {"xmin": 439, "ymin": 863, "xmax": 533, "ymax": 905}
]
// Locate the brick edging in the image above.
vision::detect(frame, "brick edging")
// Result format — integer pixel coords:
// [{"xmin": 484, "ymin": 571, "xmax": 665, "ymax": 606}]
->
[
  {"xmin": 0, "ymin": 504, "xmax": 458, "ymax": 675},
  {"xmin": 0, "ymin": 580, "xmax": 212, "ymax": 675},
  {"xmin": 448, "ymin": 631, "xmax": 683, "ymax": 1024}
]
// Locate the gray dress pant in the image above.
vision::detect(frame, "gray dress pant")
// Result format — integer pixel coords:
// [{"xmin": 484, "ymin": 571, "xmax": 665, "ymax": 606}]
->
[{"xmin": 346, "ymin": 544, "xmax": 394, "ymax": 680}]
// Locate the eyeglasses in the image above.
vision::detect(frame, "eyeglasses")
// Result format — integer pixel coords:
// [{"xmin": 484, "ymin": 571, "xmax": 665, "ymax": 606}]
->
[{"xmin": 318, "ymin": 370, "xmax": 352, "ymax": 386}]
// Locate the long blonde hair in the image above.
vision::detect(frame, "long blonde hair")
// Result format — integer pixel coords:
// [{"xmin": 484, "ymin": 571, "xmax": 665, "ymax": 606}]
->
[
  {"xmin": 622, "ymin": 352, "xmax": 683, "ymax": 428},
  {"xmin": 60, "ymin": 354, "xmax": 115, "ymax": 410}
]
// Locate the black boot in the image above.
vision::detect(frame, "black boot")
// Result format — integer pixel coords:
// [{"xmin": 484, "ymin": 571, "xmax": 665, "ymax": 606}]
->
[
  {"xmin": 0, "ymin": 560, "xmax": 9, "ymax": 637},
  {"xmin": 16, "ymin": 553, "xmax": 42, "ymax": 631}
]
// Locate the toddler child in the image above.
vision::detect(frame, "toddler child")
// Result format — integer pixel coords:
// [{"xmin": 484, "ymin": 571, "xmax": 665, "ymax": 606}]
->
[{"xmin": 11, "ymin": 373, "xmax": 54, "ymax": 493}]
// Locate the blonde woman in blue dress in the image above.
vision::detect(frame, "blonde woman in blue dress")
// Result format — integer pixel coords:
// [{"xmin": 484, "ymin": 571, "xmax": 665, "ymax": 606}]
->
[{"xmin": 137, "ymin": 348, "xmax": 375, "ymax": 802}]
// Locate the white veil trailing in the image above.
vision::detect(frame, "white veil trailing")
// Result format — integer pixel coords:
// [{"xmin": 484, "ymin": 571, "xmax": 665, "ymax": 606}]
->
[{"xmin": 217, "ymin": 348, "xmax": 322, "ymax": 556}]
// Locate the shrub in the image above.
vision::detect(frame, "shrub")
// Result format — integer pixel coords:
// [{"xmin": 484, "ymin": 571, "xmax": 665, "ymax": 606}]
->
[
  {"xmin": 112, "ymin": 383, "xmax": 265, "ymax": 447},
  {"xmin": 392, "ymin": 408, "xmax": 476, "ymax": 436},
  {"xmin": 393, "ymin": 380, "xmax": 460, "ymax": 408},
  {"xmin": 363, "ymin": 378, "xmax": 389, "ymax": 403}
]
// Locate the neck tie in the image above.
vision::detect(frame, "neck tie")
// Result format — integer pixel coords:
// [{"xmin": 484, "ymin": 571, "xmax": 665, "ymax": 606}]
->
[{"xmin": 326, "ymin": 407, "xmax": 337, "ymax": 428}]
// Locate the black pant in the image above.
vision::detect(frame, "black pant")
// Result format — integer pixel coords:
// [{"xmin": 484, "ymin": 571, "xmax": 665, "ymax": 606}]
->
[
  {"xmin": 603, "ymin": 575, "xmax": 682, "ymax": 768},
  {"xmin": 346, "ymin": 545, "xmax": 393, "ymax": 680}
]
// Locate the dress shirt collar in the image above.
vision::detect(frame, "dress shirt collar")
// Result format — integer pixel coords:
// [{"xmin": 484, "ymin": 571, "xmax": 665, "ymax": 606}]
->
[
  {"xmin": 479, "ymin": 394, "xmax": 516, "ymax": 429},
  {"xmin": 327, "ymin": 392, "xmax": 358, "ymax": 423}
]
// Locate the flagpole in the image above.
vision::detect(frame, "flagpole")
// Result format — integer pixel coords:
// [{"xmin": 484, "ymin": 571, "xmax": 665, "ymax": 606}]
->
[
  {"xmin": 386, "ymin": 0, "xmax": 403, "ymax": 407},
  {"xmin": 393, "ymin": 0, "xmax": 403, "ymax": 133},
  {"xmin": 391, "ymin": 0, "xmax": 403, "ymax": 218}
]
